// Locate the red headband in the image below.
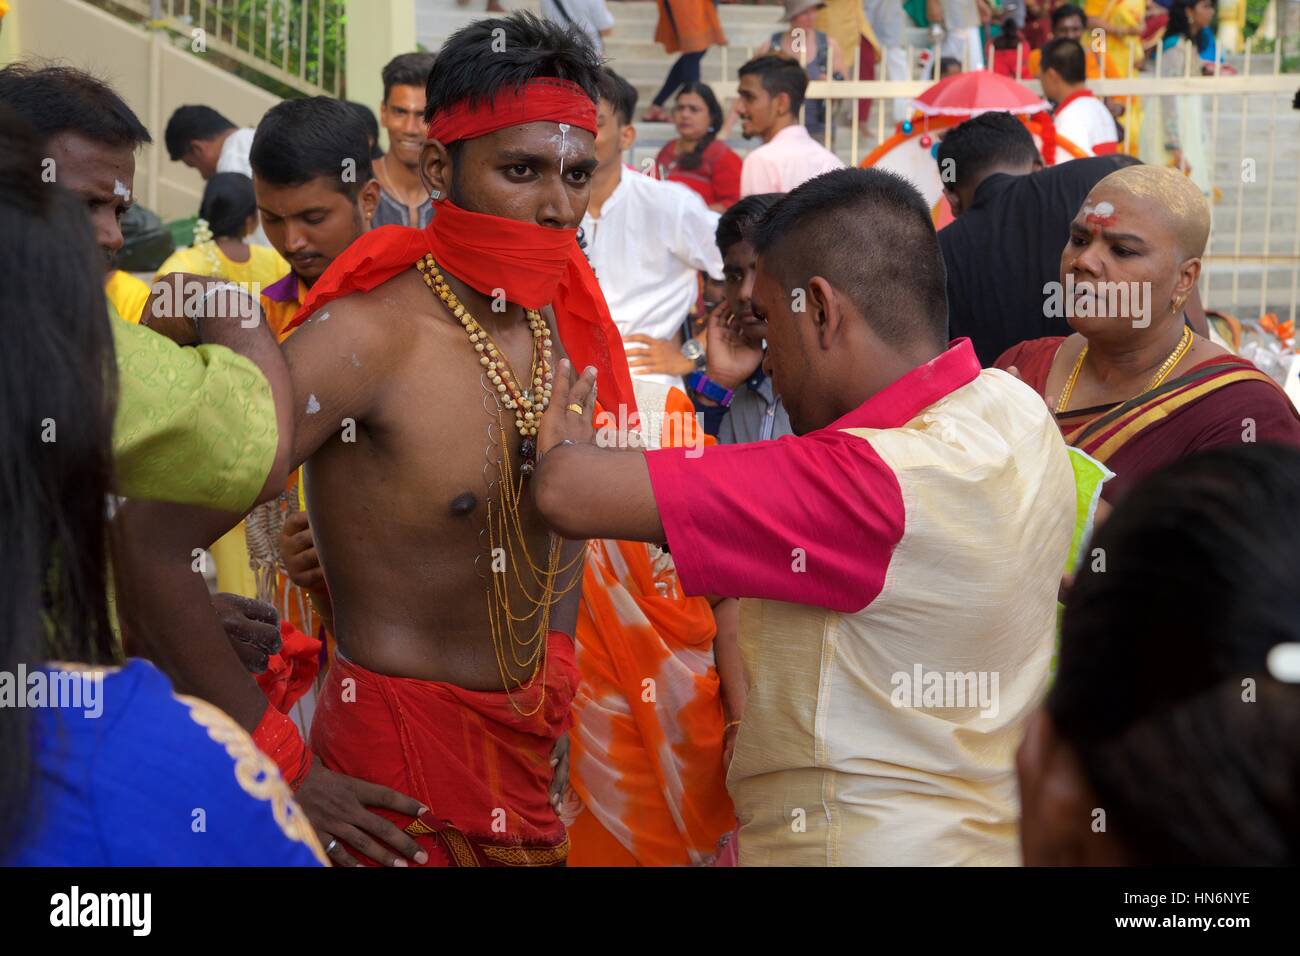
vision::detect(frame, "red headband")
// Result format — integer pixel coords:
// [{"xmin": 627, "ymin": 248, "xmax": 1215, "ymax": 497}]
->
[{"xmin": 427, "ymin": 77, "xmax": 597, "ymax": 145}]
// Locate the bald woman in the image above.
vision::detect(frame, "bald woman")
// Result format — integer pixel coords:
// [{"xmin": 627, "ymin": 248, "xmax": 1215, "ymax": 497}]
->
[{"xmin": 996, "ymin": 165, "xmax": 1300, "ymax": 502}]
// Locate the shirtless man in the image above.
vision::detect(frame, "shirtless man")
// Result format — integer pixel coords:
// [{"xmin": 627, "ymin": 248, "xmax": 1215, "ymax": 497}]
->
[{"xmin": 126, "ymin": 12, "xmax": 635, "ymax": 868}]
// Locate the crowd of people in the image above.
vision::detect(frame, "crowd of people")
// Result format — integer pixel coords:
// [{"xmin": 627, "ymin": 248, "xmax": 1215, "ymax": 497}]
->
[{"xmin": 2, "ymin": 6, "xmax": 1298, "ymax": 870}]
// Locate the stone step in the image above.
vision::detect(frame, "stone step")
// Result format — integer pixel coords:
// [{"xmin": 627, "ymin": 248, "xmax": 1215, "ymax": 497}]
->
[{"xmin": 417, "ymin": 0, "xmax": 932, "ymax": 54}]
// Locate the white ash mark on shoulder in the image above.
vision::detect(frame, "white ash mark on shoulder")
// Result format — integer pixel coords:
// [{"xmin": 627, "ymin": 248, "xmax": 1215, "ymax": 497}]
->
[
  {"xmin": 350, "ymin": 352, "xmax": 362, "ymax": 368},
  {"xmin": 305, "ymin": 394, "xmax": 321, "ymax": 415}
]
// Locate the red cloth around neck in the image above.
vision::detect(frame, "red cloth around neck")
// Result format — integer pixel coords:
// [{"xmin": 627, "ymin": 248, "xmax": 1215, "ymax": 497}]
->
[{"xmin": 287, "ymin": 200, "xmax": 637, "ymax": 418}]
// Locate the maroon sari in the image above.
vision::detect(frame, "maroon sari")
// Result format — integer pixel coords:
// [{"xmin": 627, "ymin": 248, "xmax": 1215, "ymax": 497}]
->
[{"xmin": 997, "ymin": 337, "xmax": 1300, "ymax": 502}]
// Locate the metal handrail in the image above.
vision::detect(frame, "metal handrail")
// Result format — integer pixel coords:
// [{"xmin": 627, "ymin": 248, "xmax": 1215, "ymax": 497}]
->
[{"xmin": 104, "ymin": 0, "xmax": 344, "ymax": 97}]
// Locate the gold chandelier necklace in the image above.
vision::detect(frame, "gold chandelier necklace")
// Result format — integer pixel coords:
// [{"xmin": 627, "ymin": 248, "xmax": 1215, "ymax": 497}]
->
[{"xmin": 415, "ymin": 255, "xmax": 583, "ymax": 714}]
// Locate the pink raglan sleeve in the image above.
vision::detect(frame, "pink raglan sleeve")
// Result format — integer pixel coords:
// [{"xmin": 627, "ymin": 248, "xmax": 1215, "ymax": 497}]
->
[
  {"xmin": 643, "ymin": 433, "xmax": 906, "ymax": 613},
  {"xmin": 740, "ymin": 152, "xmax": 776, "ymax": 198}
]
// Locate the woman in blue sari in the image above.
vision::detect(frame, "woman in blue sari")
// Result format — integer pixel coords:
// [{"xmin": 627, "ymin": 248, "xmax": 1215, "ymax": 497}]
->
[{"xmin": 0, "ymin": 106, "xmax": 324, "ymax": 867}]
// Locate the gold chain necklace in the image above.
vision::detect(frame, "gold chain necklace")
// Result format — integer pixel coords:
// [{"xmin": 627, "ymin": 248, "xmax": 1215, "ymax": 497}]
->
[
  {"xmin": 415, "ymin": 256, "xmax": 583, "ymax": 715},
  {"xmin": 1056, "ymin": 325, "xmax": 1193, "ymax": 414},
  {"xmin": 416, "ymin": 253, "xmax": 554, "ymax": 475}
]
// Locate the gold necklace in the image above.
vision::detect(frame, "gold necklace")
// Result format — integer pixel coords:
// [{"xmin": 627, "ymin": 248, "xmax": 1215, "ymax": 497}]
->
[
  {"xmin": 416, "ymin": 253, "xmax": 553, "ymax": 475},
  {"xmin": 1055, "ymin": 326, "xmax": 1193, "ymax": 414},
  {"xmin": 415, "ymin": 256, "xmax": 582, "ymax": 715},
  {"xmin": 480, "ymin": 393, "xmax": 584, "ymax": 715}
]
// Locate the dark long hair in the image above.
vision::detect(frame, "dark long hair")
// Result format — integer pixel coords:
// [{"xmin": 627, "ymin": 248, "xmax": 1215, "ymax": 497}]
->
[
  {"xmin": 200, "ymin": 172, "xmax": 258, "ymax": 241},
  {"xmin": 1168, "ymin": 0, "xmax": 1216, "ymax": 54},
  {"xmin": 993, "ymin": 17, "xmax": 1023, "ymax": 51},
  {"xmin": 1051, "ymin": 444, "xmax": 1300, "ymax": 865},
  {"xmin": 675, "ymin": 83, "xmax": 725, "ymax": 171},
  {"xmin": 0, "ymin": 105, "xmax": 117, "ymax": 853}
]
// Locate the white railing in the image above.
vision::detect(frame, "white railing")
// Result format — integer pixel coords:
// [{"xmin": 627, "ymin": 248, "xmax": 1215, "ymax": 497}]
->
[
  {"xmin": 108, "ymin": 0, "xmax": 345, "ymax": 97},
  {"xmin": 713, "ymin": 39, "xmax": 1300, "ymax": 323}
]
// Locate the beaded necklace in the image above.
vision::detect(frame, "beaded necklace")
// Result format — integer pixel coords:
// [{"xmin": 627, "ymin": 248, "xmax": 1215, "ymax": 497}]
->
[
  {"xmin": 417, "ymin": 253, "xmax": 553, "ymax": 475},
  {"xmin": 415, "ymin": 255, "xmax": 582, "ymax": 714}
]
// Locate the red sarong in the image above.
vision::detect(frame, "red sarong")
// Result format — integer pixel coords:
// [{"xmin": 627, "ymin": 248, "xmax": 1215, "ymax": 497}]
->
[{"xmin": 309, "ymin": 632, "xmax": 578, "ymax": 866}]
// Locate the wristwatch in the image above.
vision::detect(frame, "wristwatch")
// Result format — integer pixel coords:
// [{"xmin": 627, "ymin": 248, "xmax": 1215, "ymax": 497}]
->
[
  {"xmin": 687, "ymin": 371, "xmax": 734, "ymax": 408},
  {"xmin": 681, "ymin": 337, "xmax": 707, "ymax": 371}
]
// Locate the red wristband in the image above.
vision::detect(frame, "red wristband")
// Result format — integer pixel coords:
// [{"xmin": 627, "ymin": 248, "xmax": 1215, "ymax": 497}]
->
[{"xmin": 251, "ymin": 704, "xmax": 313, "ymax": 790}]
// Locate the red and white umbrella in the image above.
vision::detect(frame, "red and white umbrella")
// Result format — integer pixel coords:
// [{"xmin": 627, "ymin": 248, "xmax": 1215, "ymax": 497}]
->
[{"xmin": 911, "ymin": 70, "xmax": 1049, "ymax": 118}]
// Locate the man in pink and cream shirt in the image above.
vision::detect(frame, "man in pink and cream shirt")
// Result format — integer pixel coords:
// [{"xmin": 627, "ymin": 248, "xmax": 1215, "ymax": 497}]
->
[
  {"xmin": 736, "ymin": 54, "xmax": 843, "ymax": 197},
  {"xmin": 534, "ymin": 169, "xmax": 1076, "ymax": 866}
]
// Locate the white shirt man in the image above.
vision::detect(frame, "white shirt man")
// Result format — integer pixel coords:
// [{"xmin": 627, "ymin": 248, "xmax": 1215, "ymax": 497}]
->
[
  {"xmin": 216, "ymin": 127, "xmax": 256, "ymax": 177},
  {"xmin": 581, "ymin": 170, "xmax": 724, "ymax": 389},
  {"xmin": 1053, "ymin": 90, "xmax": 1120, "ymax": 156},
  {"xmin": 540, "ymin": 0, "xmax": 615, "ymax": 53},
  {"xmin": 865, "ymin": 0, "xmax": 912, "ymax": 122},
  {"xmin": 940, "ymin": 0, "xmax": 986, "ymax": 70},
  {"xmin": 740, "ymin": 124, "xmax": 843, "ymax": 197}
]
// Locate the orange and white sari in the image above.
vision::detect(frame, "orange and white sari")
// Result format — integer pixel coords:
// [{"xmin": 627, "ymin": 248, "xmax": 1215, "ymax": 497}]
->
[{"xmin": 566, "ymin": 383, "xmax": 735, "ymax": 866}]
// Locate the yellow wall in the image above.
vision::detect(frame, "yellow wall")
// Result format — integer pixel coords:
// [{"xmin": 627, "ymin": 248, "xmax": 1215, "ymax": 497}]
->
[
  {"xmin": 344, "ymin": 0, "xmax": 418, "ymax": 153},
  {"xmin": 1, "ymin": 0, "xmax": 280, "ymax": 220}
]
